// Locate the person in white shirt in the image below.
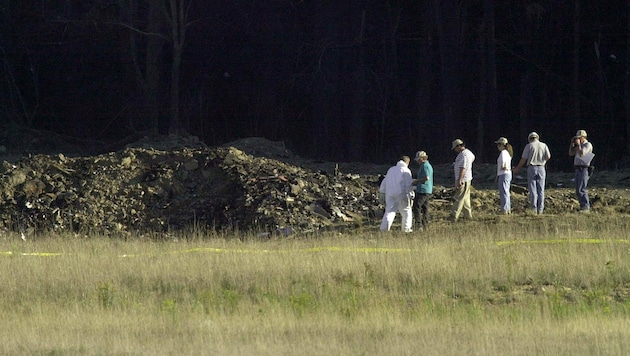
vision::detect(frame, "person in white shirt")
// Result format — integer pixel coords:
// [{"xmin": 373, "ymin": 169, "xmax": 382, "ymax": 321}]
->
[
  {"xmin": 494, "ymin": 137, "xmax": 513, "ymax": 214},
  {"xmin": 451, "ymin": 139, "xmax": 475, "ymax": 221},
  {"xmin": 379, "ymin": 156, "xmax": 414, "ymax": 232},
  {"xmin": 568, "ymin": 129, "xmax": 594, "ymax": 212}
]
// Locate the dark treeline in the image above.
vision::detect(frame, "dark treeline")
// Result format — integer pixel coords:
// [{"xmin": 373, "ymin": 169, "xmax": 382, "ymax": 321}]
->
[{"xmin": 1, "ymin": 1, "xmax": 629, "ymax": 170}]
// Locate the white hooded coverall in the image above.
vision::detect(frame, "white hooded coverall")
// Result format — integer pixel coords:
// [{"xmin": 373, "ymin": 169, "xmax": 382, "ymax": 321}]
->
[{"xmin": 379, "ymin": 160, "xmax": 414, "ymax": 232}]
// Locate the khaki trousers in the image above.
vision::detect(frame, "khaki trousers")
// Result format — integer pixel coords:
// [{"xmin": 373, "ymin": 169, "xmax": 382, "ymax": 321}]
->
[{"xmin": 452, "ymin": 181, "xmax": 472, "ymax": 220}]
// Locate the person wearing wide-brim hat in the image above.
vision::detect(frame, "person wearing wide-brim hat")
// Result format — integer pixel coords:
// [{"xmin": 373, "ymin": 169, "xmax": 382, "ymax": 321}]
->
[
  {"xmin": 494, "ymin": 137, "xmax": 513, "ymax": 214},
  {"xmin": 513, "ymin": 132, "xmax": 551, "ymax": 214},
  {"xmin": 568, "ymin": 129, "xmax": 594, "ymax": 212},
  {"xmin": 450, "ymin": 139, "xmax": 475, "ymax": 221}
]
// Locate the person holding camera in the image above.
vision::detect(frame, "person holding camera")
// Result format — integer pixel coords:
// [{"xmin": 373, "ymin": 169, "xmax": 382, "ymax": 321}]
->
[{"xmin": 568, "ymin": 130, "xmax": 594, "ymax": 213}]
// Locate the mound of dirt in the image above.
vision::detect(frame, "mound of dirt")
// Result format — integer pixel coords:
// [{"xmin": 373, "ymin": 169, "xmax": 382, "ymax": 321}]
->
[
  {"xmin": 1, "ymin": 135, "xmax": 630, "ymax": 238},
  {"xmin": 0, "ymin": 136, "xmax": 386, "ymax": 237}
]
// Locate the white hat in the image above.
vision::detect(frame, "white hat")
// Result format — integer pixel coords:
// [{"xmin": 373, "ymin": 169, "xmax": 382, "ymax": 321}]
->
[
  {"xmin": 574, "ymin": 129, "xmax": 587, "ymax": 138},
  {"xmin": 528, "ymin": 132, "xmax": 539, "ymax": 140},
  {"xmin": 451, "ymin": 139, "xmax": 464, "ymax": 150}
]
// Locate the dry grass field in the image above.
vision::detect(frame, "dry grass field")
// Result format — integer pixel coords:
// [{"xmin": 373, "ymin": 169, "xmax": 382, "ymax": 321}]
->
[{"xmin": 1, "ymin": 213, "xmax": 629, "ymax": 355}]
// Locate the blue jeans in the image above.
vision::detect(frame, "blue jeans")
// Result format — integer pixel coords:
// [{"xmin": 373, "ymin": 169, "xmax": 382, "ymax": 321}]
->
[
  {"xmin": 527, "ymin": 166, "xmax": 546, "ymax": 213},
  {"xmin": 575, "ymin": 167, "xmax": 590, "ymax": 210},
  {"xmin": 498, "ymin": 172, "xmax": 512, "ymax": 213}
]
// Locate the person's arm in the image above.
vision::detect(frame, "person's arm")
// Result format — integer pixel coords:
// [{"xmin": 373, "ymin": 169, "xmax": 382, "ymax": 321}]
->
[
  {"xmin": 402, "ymin": 171, "xmax": 414, "ymax": 193},
  {"xmin": 414, "ymin": 175, "xmax": 429, "ymax": 184},
  {"xmin": 499, "ymin": 153, "xmax": 509, "ymax": 171},
  {"xmin": 457, "ymin": 167, "xmax": 465, "ymax": 186},
  {"xmin": 569, "ymin": 138, "xmax": 578, "ymax": 156},
  {"xmin": 513, "ymin": 157, "xmax": 527, "ymax": 174}
]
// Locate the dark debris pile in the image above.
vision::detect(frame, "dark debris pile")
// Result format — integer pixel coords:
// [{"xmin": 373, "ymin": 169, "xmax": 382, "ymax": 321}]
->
[{"xmin": 0, "ymin": 138, "xmax": 384, "ymax": 236}]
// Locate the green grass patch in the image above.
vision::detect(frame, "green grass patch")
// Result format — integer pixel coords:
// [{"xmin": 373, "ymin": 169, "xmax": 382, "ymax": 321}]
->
[{"xmin": 1, "ymin": 215, "xmax": 630, "ymax": 354}]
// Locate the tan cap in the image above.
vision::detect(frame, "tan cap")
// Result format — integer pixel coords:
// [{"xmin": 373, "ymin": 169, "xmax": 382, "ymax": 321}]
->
[
  {"xmin": 451, "ymin": 139, "xmax": 464, "ymax": 150},
  {"xmin": 494, "ymin": 137, "xmax": 508, "ymax": 145},
  {"xmin": 574, "ymin": 129, "xmax": 587, "ymax": 138},
  {"xmin": 414, "ymin": 151, "xmax": 428, "ymax": 160}
]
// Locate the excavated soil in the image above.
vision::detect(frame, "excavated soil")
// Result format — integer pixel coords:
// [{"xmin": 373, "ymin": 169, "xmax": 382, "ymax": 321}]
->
[{"xmin": 1, "ymin": 135, "xmax": 630, "ymax": 238}]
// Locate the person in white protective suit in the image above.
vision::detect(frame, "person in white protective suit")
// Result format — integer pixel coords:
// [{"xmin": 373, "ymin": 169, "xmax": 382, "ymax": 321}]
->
[{"xmin": 379, "ymin": 156, "xmax": 414, "ymax": 232}]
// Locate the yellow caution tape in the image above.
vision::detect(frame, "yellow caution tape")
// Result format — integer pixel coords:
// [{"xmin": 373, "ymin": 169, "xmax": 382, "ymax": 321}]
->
[
  {"xmin": 2, "ymin": 239, "xmax": 628, "ymax": 257},
  {"xmin": 496, "ymin": 238, "xmax": 630, "ymax": 246},
  {"xmin": 119, "ymin": 246, "xmax": 414, "ymax": 257},
  {"xmin": 0, "ymin": 251, "xmax": 64, "ymax": 256}
]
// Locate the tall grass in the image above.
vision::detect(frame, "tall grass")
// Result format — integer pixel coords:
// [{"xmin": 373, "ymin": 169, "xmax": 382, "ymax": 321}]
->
[{"xmin": 1, "ymin": 214, "xmax": 629, "ymax": 355}]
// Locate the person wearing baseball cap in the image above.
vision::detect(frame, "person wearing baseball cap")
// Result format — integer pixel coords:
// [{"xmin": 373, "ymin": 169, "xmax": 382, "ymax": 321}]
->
[
  {"xmin": 513, "ymin": 132, "xmax": 551, "ymax": 214},
  {"xmin": 569, "ymin": 129, "xmax": 594, "ymax": 212},
  {"xmin": 494, "ymin": 137, "xmax": 513, "ymax": 214},
  {"xmin": 411, "ymin": 150, "xmax": 433, "ymax": 230},
  {"xmin": 450, "ymin": 139, "xmax": 475, "ymax": 221}
]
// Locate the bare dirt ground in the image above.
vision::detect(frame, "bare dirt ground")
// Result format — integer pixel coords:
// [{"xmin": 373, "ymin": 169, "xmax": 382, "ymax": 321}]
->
[{"xmin": 1, "ymin": 133, "xmax": 629, "ymax": 238}]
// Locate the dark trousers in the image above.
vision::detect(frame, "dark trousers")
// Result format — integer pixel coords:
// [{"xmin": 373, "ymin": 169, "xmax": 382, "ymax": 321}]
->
[{"xmin": 412, "ymin": 193, "xmax": 432, "ymax": 228}]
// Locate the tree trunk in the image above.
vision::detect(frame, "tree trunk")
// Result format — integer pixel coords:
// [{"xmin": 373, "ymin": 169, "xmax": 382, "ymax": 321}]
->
[
  {"xmin": 435, "ymin": 0, "xmax": 463, "ymax": 140},
  {"xmin": 571, "ymin": 0, "xmax": 581, "ymax": 126},
  {"xmin": 119, "ymin": 0, "xmax": 164, "ymax": 134},
  {"xmin": 520, "ymin": 5, "xmax": 535, "ymax": 144},
  {"xmin": 166, "ymin": 0, "xmax": 190, "ymax": 135},
  {"xmin": 348, "ymin": 9, "xmax": 367, "ymax": 162},
  {"xmin": 478, "ymin": 0, "xmax": 498, "ymax": 163},
  {"xmin": 625, "ymin": 1, "xmax": 630, "ymax": 161},
  {"xmin": 146, "ymin": 1, "xmax": 163, "ymax": 134},
  {"xmin": 310, "ymin": 3, "xmax": 339, "ymax": 160}
]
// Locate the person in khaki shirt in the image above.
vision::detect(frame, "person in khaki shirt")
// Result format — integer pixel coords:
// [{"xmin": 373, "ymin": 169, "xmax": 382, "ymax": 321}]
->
[
  {"xmin": 513, "ymin": 132, "xmax": 551, "ymax": 214},
  {"xmin": 568, "ymin": 129, "xmax": 594, "ymax": 212}
]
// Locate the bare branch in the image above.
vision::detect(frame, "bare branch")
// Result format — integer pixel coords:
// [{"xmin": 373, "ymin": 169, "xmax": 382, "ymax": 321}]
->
[{"xmin": 105, "ymin": 21, "xmax": 169, "ymax": 41}]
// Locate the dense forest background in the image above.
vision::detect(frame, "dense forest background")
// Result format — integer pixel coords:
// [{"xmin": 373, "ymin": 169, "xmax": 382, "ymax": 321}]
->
[{"xmin": 1, "ymin": 1, "xmax": 630, "ymax": 171}]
